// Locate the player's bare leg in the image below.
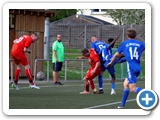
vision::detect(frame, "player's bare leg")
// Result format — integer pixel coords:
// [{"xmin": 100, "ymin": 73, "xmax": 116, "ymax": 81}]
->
[
  {"xmin": 129, "ymin": 83, "xmax": 137, "ymax": 92},
  {"xmin": 88, "ymin": 79, "xmax": 97, "ymax": 94},
  {"xmin": 53, "ymin": 71, "xmax": 63, "ymax": 85},
  {"xmin": 80, "ymin": 77, "xmax": 89, "ymax": 94},
  {"xmin": 129, "ymin": 81, "xmax": 142, "ymax": 94},
  {"xmin": 53, "ymin": 71, "xmax": 58, "ymax": 82},
  {"xmin": 53, "ymin": 71, "xmax": 58, "ymax": 83}
]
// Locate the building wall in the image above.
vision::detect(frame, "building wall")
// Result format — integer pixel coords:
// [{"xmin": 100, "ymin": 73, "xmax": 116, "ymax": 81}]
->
[
  {"xmin": 9, "ymin": 14, "xmax": 45, "ymax": 78},
  {"xmin": 77, "ymin": 9, "xmax": 117, "ymax": 25}
]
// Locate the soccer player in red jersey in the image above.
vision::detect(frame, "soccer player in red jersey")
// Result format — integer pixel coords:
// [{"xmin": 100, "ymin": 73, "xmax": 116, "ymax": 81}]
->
[
  {"xmin": 11, "ymin": 33, "xmax": 40, "ymax": 91},
  {"xmin": 77, "ymin": 48, "xmax": 101, "ymax": 94}
]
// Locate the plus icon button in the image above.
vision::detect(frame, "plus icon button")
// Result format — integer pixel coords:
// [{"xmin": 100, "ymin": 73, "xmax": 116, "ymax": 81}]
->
[
  {"xmin": 142, "ymin": 93, "xmax": 153, "ymax": 105},
  {"xmin": 137, "ymin": 89, "xmax": 158, "ymax": 110}
]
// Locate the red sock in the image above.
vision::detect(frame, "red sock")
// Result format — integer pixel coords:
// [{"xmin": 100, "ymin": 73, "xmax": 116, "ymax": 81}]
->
[
  {"xmin": 84, "ymin": 83, "xmax": 89, "ymax": 92},
  {"xmin": 14, "ymin": 69, "xmax": 20, "ymax": 85},
  {"xmin": 88, "ymin": 79, "xmax": 95, "ymax": 90},
  {"xmin": 25, "ymin": 69, "xmax": 34, "ymax": 85}
]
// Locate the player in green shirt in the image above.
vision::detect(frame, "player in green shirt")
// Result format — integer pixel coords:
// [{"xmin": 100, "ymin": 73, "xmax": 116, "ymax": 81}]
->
[{"xmin": 52, "ymin": 34, "xmax": 64, "ymax": 85}]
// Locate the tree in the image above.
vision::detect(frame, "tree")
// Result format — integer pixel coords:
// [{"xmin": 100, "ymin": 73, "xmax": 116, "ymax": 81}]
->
[
  {"xmin": 102, "ymin": 9, "xmax": 145, "ymax": 25},
  {"xmin": 50, "ymin": 9, "xmax": 77, "ymax": 22}
]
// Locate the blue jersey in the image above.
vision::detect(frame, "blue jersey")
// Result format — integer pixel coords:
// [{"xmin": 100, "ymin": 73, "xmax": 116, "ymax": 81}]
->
[
  {"xmin": 102, "ymin": 44, "xmax": 112, "ymax": 63},
  {"xmin": 90, "ymin": 40, "xmax": 106, "ymax": 55},
  {"xmin": 117, "ymin": 39, "xmax": 145, "ymax": 72},
  {"xmin": 101, "ymin": 44, "xmax": 119, "ymax": 75}
]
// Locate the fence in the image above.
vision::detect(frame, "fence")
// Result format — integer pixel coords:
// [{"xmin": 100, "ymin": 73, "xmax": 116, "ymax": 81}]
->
[
  {"xmin": 9, "ymin": 57, "xmax": 145, "ymax": 83},
  {"xmin": 9, "ymin": 25, "xmax": 145, "ymax": 82},
  {"xmin": 33, "ymin": 59, "xmax": 89, "ymax": 83},
  {"xmin": 50, "ymin": 25, "xmax": 145, "ymax": 49}
]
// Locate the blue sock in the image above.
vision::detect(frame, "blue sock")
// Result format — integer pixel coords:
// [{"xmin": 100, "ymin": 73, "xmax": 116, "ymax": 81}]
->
[
  {"xmin": 110, "ymin": 83, "xmax": 115, "ymax": 89},
  {"xmin": 120, "ymin": 89, "xmax": 130, "ymax": 107},
  {"xmin": 98, "ymin": 75, "xmax": 103, "ymax": 89},
  {"xmin": 134, "ymin": 87, "xmax": 142, "ymax": 94},
  {"xmin": 119, "ymin": 57, "xmax": 126, "ymax": 63}
]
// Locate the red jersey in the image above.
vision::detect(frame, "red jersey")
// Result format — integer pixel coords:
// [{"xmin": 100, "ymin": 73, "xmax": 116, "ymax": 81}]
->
[
  {"xmin": 11, "ymin": 35, "xmax": 32, "ymax": 53},
  {"xmin": 88, "ymin": 49, "xmax": 100, "ymax": 69}
]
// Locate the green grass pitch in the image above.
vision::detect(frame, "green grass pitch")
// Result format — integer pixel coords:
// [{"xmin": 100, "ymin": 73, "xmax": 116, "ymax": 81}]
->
[{"xmin": 9, "ymin": 79, "xmax": 145, "ymax": 109}]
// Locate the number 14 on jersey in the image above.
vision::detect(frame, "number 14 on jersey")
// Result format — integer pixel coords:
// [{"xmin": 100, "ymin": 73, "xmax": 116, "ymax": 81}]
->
[{"xmin": 129, "ymin": 47, "xmax": 139, "ymax": 60}]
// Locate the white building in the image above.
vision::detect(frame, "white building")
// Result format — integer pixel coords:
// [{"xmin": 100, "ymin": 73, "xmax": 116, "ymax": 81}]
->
[{"xmin": 76, "ymin": 9, "xmax": 117, "ymax": 25}]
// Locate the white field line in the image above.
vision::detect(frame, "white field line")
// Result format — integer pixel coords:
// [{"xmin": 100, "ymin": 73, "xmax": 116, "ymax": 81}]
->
[
  {"xmin": 9, "ymin": 82, "xmax": 122, "ymax": 90},
  {"xmin": 9, "ymin": 81, "xmax": 144, "ymax": 90},
  {"xmin": 83, "ymin": 99, "xmax": 136, "ymax": 109},
  {"xmin": 9, "ymin": 82, "xmax": 140, "ymax": 109}
]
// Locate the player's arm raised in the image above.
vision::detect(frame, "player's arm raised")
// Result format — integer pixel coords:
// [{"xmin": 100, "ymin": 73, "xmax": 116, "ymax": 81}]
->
[{"xmin": 108, "ymin": 34, "xmax": 120, "ymax": 49}]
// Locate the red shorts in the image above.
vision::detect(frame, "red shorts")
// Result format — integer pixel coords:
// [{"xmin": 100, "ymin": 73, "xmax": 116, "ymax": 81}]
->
[
  {"xmin": 11, "ymin": 51, "xmax": 29, "ymax": 66},
  {"xmin": 85, "ymin": 67, "xmax": 101, "ymax": 80}
]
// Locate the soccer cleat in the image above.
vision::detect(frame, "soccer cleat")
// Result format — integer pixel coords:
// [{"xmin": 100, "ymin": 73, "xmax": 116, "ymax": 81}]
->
[
  {"xmin": 111, "ymin": 89, "xmax": 116, "ymax": 95},
  {"xmin": 11, "ymin": 84, "xmax": 19, "ymax": 91},
  {"xmin": 98, "ymin": 89, "xmax": 104, "ymax": 94},
  {"xmin": 58, "ymin": 81, "xmax": 63, "ymax": 85},
  {"xmin": 115, "ymin": 106, "xmax": 124, "ymax": 109},
  {"xmin": 54, "ymin": 82, "xmax": 59, "ymax": 85},
  {"xmin": 54, "ymin": 81, "xmax": 64, "ymax": 85},
  {"xmin": 79, "ymin": 90, "xmax": 89, "ymax": 94},
  {"xmin": 29, "ymin": 84, "xmax": 40, "ymax": 89},
  {"xmin": 92, "ymin": 88, "xmax": 97, "ymax": 94}
]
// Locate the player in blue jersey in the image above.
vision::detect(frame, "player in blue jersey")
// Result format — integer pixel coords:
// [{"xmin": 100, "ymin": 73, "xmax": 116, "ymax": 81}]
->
[
  {"xmin": 101, "ymin": 37, "xmax": 122, "ymax": 95},
  {"xmin": 90, "ymin": 35, "xmax": 106, "ymax": 94},
  {"xmin": 90, "ymin": 35, "xmax": 124, "ymax": 94},
  {"xmin": 107, "ymin": 28, "xmax": 145, "ymax": 108}
]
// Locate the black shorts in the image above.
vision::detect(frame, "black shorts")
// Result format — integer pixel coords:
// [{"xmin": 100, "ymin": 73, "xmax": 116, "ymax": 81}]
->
[{"xmin": 52, "ymin": 62, "xmax": 63, "ymax": 71}]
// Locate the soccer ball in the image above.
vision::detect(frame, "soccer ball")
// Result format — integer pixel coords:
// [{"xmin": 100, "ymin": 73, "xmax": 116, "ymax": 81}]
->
[{"xmin": 36, "ymin": 71, "xmax": 45, "ymax": 81}]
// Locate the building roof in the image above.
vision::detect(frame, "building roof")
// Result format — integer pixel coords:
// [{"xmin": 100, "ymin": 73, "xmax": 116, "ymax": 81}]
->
[
  {"xmin": 51, "ymin": 14, "xmax": 114, "ymax": 25},
  {"xmin": 9, "ymin": 9, "xmax": 57, "ymax": 17},
  {"xmin": 81, "ymin": 15, "xmax": 113, "ymax": 25}
]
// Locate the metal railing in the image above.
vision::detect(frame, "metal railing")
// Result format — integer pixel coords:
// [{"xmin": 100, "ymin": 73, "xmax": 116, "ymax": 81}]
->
[
  {"xmin": 9, "ymin": 58, "xmax": 88, "ymax": 83},
  {"xmin": 9, "ymin": 58, "xmax": 144, "ymax": 83},
  {"xmin": 33, "ymin": 58, "xmax": 88, "ymax": 83},
  {"xmin": 33, "ymin": 59, "xmax": 51, "ymax": 83},
  {"xmin": 9, "ymin": 59, "xmax": 13, "ymax": 83}
]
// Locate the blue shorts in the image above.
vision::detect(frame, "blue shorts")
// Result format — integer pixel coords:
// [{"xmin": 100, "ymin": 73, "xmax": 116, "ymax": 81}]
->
[
  {"xmin": 106, "ymin": 66, "xmax": 115, "ymax": 75},
  {"xmin": 103, "ymin": 58, "xmax": 119, "ymax": 75},
  {"xmin": 127, "ymin": 70, "xmax": 140, "ymax": 84}
]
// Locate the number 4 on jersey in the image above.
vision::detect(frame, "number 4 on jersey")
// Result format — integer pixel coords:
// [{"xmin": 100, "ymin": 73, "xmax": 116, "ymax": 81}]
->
[{"xmin": 129, "ymin": 47, "xmax": 139, "ymax": 60}]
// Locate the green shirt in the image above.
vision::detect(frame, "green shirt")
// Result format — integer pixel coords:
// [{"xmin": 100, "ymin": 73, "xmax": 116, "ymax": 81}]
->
[{"xmin": 52, "ymin": 40, "xmax": 64, "ymax": 63}]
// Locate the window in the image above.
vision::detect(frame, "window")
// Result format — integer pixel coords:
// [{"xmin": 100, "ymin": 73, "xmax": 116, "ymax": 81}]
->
[{"xmin": 92, "ymin": 9, "xmax": 100, "ymax": 12}]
